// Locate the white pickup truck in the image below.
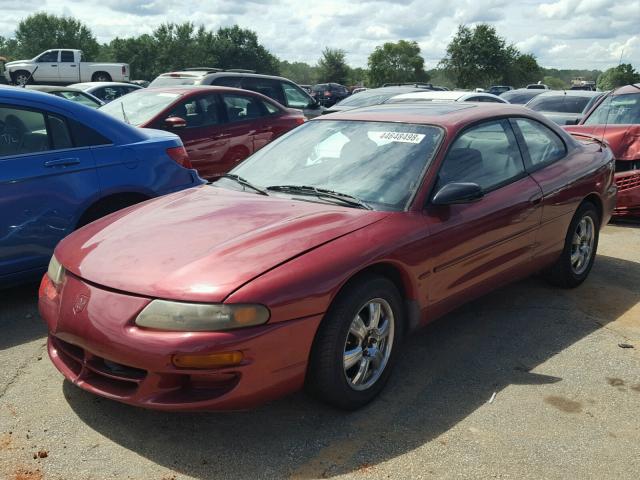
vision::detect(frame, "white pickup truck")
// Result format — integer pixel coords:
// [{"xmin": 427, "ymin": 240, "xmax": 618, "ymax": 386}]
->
[{"xmin": 4, "ymin": 49, "xmax": 129, "ymax": 86}]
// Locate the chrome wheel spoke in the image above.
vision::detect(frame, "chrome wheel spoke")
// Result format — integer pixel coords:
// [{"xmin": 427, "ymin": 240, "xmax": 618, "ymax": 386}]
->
[
  {"xmin": 349, "ymin": 315, "xmax": 367, "ymax": 342},
  {"xmin": 344, "ymin": 346, "xmax": 363, "ymax": 370},
  {"xmin": 377, "ymin": 319, "xmax": 390, "ymax": 339},
  {"xmin": 368, "ymin": 302, "xmax": 381, "ymax": 328},
  {"xmin": 352, "ymin": 357, "xmax": 370, "ymax": 385},
  {"xmin": 570, "ymin": 215, "xmax": 595, "ymax": 275}
]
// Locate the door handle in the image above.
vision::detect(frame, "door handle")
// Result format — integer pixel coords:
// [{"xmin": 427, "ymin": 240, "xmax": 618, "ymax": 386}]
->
[
  {"xmin": 70, "ymin": 65, "xmax": 77, "ymax": 67},
  {"xmin": 51, "ymin": 64, "xmax": 57, "ymax": 67},
  {"xmin": 259, "ymin": 126, "xmax": 273, "ymax": 133},
  {"xmin": 44, "ymin": 158, "xmax": 80, "ymax": 167},
  {"xmin": 529, "ymin": 195, "xmax": 542, "ymax": 205}
]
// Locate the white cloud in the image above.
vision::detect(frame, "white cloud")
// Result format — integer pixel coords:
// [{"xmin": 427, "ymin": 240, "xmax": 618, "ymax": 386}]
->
[{"xmin": 0, "ymin": 0, "xmax": 638, "ymax": 71}]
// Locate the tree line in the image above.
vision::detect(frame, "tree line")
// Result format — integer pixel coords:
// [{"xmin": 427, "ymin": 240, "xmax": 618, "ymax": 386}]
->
[{"xmin": 1, "ymin": 13, "xmax": 638, "ymax": 90}]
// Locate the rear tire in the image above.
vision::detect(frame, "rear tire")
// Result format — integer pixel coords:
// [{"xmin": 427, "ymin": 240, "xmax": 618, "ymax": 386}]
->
[
  {"xmin": 543, "ymin": 202, "xmax": 600, "ymax": 288},
  {"xmin": 307, "ymin": 275, "xmax": 404, "ymax": 410},
  {"xmin": 92, "ymin": 72, "xmax": 112, "ymax": 82}
]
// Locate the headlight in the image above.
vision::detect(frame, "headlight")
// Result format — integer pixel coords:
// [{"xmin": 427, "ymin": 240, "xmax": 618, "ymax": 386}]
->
[
  {"xmin": 135, "ymin": 300, "xmax": 270, "ymax": 332},
  {"xmin": 47, "ymin": 255, "xmax": 66, "ymax": 286}
]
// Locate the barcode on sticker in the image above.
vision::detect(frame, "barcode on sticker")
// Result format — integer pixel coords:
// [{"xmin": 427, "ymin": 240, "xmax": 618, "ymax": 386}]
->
[{"xmin": 376, "ymin": 132, "xmax": 425, "ymax": 144}]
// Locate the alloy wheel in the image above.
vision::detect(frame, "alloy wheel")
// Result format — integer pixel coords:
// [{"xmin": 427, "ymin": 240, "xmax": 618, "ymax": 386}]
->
[{"xmin": 570, "ymin": 215, "xmax": 595, "ymax": 275}]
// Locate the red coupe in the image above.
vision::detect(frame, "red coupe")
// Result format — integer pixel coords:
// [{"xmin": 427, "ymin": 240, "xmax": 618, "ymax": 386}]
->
[
  {"xmin": 100, "ymin": 86, "xmax": 305, "ymax": 180},
  {"xmin": 39, "ymin": 103, "xmax": 616, "ymax": 411},
  {"xmin": 565, "ymin": 84, "xmax": 640, "ymax": 217}
]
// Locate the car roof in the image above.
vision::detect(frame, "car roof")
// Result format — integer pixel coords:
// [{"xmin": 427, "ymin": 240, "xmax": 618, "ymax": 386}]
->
[
  {"xmin": 26, "ymin": 85, "xmax": 85, "ymax": 93},
  {"xmin": 157, "ymin": 71, "xmax": 296, "ymax": 84},
  {"xmin": 390, "ymin": 91, "xmax": 505, "ymax": 102},
  {"xmin": 132, "ymin": 85, "xmax": 277, "ymax": 97},
  {"xmin": 611, "ymin": 83, "xmax": 640, "ymax": 95},
  {"xmin": 70, "ymin": 82, "xmax": 141, "ymax": 89},
  {"xmin": 316, "ymin": 102, "xmax": 533, "ymax": 128},
  {"xmin": 532, "ymin": 90, "xmax": 602, "ymax": 98}
]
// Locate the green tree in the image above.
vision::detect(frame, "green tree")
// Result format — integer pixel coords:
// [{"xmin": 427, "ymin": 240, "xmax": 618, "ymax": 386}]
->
[
  {"xmin": 316, "ymin": 48, "xmax": 349, "ymax": 84},
  {"xmin": 543, "ymin": 75, "xmax": 567, "ymax": 90},
  {"xmin": 212, "ymin": 25, "xmax": 280, "ymax": 74},
  {"xmin": 13, "ymin": 13, "xmax": 99, "ymax": 60},
  {"xmin": 597, "ymin": 64, "xmax": 640, "ymax": 90},
  {"xmin": 440, "ymin": 24, "xmax": 517, "ymax": 88},
  {"xmin": 107, "ymin": 34, "xmax": 158, "ymax": 80},
  {"xmin": 279, "ymin": 60, "xmax": 319, "ymax": 84},
  {"xmin": 507, "ymin": 53, "xmax": 543, "ymax": 87},
  {"xmin": 367, "ymin": 40, "xmax": 428, "ymax": 87}
]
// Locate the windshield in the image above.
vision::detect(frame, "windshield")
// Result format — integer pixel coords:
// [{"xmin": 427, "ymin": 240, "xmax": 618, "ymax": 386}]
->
[
  {"xmin": 335, "ymin": 90, "xmax": 409, "ymax": 108},
  {"xmin": 100, "ymin": 90, "xmax": 182, "ymax": 125},
  {"xmin": 527, "ymin": 94, "xmax": 594, "ymax": 113},
  {"xmin": 500, "ymin": 90, "xmax": 543, "ymax": 104},
  {"xmin": 54, "ymin": 91, "xmax": 101, "ymax": 108},
  {"xmin": 583, "ymin": 93, "xmax": 640, "ymax": 125},
  {"xmin": 217, "ymin": 120, "xmax": 444, "ymax": 211},
  {"xmin": 149, "ymin": 76, "xmax": 202, "ymax": 87}
]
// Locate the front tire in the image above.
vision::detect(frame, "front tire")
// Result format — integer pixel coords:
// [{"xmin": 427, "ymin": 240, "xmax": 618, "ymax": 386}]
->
[
  {"xmin": 13, "ymin": 70, "xmax": 32, "ymax": 86},
  {"xmin": 543, "ymin": 202, "xmax": 600, "ymax": 288},
  {"xmin": 307, "ymin": 275, "xmax": 404, "ymax": 410}
]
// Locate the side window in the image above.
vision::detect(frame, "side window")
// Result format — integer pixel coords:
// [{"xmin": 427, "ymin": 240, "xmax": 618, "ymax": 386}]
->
[
  {"xmin": 93, "ymin": 88, "xmax": 107, "ymax": 101},
  {"xmin": 36, "ymin": 51, "xmax": 59, "ymax": 63},
  {"xmin": 436, "ymin": 120, "xmax": 525, "ymax": 192},
  {"xmin": 168, "ymin": 98, "xmax": 205, "ymax": 128},
  {"xmin": 197, "ymin": 94, "xmax": 223, "ymax": 127},
  {"xmin": 0, "ymin": 106, "xmax": 48, "ymax": 157},
  {"xmin": 47, "ymin": 115, "xmax": 73, "ymax": 149},
  {"xmin": 211, "ymin": 76, "xmax": 242, "ymax": 88},
  {"xmin": 222, "ymin": 94, "xmax": 267, "ymax": 122},
  {"xmin": 514, "ymin": 118, "xmax": 566, "ymax": 168},
  {"xmin": 242, "ymin": 78, "xmax": 285, "ymax": 104},
  {"xmin": 282, "ymin": 83, "xmax": 311, "ymax": 109},
  {"xmin": 60, "ymin": 51, "xmax": 75, "ymax": 63}
]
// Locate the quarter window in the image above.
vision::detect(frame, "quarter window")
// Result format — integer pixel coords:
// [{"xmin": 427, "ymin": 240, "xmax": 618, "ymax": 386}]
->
[
  {"xmin": 436, "ymin": 120, "xmax": 525, "ymax": 191},
  {"xmin": 514, "ymin": 118, "xmax": 566, "ymax": 168}
]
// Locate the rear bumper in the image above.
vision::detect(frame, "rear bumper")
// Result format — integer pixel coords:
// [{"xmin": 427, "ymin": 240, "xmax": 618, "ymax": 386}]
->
[
  {"xmin": 614, "ymin": 170, "xmax": 640, "ymax": 217},
  {"xmin": 39, "ymin": 273, "xmax": 323, "ymax": 411}
]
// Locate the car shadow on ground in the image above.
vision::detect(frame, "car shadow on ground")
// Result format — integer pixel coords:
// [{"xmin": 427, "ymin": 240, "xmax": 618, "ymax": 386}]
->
[
  {"xmin": 0, "ymin": 282, "xmax": 44, "ymax": 350},
  {"xmin": 63, "ymin": 254, "xmax": 640, "ymax": 479}
]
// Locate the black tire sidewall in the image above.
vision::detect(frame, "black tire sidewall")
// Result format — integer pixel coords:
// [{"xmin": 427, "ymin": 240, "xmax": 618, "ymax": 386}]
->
[{"xmin": 308, "ymin": 275, "xmax": 404, "ymax": 410}]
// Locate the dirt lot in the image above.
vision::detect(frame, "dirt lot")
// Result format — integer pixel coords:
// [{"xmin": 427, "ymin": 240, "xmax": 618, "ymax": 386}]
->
[{"xmin": 1, "ymin": 224, "xmax": 639, "ymax": 480}]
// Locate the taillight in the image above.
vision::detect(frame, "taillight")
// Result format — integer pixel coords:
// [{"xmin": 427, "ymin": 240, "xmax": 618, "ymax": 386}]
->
[
  {"xmin": 122, "ymin": 65, "xmax": 126, "ymax": 75},
  {"xmin": 295, "ymin": 116, "xmax": 306, "ymax": 125},
  {"xmin": 166, "ymin": 146, "xmax": 192, "ymax": 168},
  {"xmin": 324, "ymin": 90, "xmax": 331, "ymax": 96}
]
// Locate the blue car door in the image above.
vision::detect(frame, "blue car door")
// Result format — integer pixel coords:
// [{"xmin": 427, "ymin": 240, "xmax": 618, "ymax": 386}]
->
[{"xmin": 0, "ymin": 102, "xmax": 99, "ymax": 281}]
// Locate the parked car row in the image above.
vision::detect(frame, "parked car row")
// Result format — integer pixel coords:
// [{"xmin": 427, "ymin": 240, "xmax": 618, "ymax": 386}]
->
[{"xmin": 1, "ymin": 57, "xmax": 636, "ymax": 414}]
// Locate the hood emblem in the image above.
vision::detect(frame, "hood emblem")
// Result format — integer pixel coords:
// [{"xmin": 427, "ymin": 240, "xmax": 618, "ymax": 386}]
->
[{"xmin": 73, "ymin": 294, "xmax": 89, "ymax": 315}]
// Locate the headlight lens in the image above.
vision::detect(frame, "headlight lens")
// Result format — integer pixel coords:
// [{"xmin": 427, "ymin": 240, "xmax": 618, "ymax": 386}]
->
[
  {"xmin": 135, "ymin": 300, "xmax": 270, "ymax": 332},
  {"xmin": 47, "ymin": 255, "xmax": 66, "ymax": 286}
]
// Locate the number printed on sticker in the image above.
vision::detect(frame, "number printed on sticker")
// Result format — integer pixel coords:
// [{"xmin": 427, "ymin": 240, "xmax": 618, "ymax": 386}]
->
[{"xmin": 375, "ymin": 131, "xmax": 425, "ymax": 144}]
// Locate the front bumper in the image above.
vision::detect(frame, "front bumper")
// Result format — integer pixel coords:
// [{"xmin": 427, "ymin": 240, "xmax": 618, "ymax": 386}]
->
[
  {"xmin": 613, "ymin": 170, "xmax": 640, "ymax": 217},
  {"xmin": 39, "ymin": 272, "xmax": 323, "ymax": 411}
]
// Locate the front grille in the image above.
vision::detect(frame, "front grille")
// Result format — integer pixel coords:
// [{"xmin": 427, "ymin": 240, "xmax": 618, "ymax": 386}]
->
[
  {"xmin": 616, "ymin": 171, "xmax": 640, "ymax": 192},
  {"xmin": 52, "ymin": 336, "xmax": 147, "ymax": 397}
]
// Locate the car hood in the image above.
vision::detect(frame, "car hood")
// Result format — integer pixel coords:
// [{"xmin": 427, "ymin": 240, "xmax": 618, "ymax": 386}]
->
[
  {"xmin": 56, "ymin": 186, "xmax": 387, "ymax": 302},
  {"xmin": 5, "ymin": 59, "xmax": 33, "ymax": 67},
  {"xmin": 565, "ymin": 124, "xmax": 640, "ymax": 161}
]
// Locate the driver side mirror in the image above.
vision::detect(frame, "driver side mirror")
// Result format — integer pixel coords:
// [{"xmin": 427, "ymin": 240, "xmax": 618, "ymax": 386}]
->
[
  {"xmin": 164, "ymin": 116, "xmax": 187, "ymax": 129},
  {"xmin": 432, "ymin": 182, "xmax": 484, "ymax": 205}
]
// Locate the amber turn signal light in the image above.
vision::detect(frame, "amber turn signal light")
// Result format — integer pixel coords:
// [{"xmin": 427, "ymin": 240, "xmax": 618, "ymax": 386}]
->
[{"xmin": 172, "ymin": 351, "xmax": 244, "ymax": 369}]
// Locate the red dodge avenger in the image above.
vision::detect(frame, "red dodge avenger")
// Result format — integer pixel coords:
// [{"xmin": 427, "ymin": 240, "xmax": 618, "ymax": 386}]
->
[{"xmin": 39, "ymin": 103, "xmax": 616, "ymax": 411}]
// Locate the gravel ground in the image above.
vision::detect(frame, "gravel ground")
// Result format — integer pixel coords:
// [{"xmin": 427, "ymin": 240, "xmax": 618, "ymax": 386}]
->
[{"xmin": 1, "ymin": 223, "xmax": 639, "ymax": 480}]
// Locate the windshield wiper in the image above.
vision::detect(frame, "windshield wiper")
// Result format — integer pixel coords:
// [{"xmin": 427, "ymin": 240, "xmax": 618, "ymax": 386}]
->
[
  {"xmin": 120, "ymin": 102, "xmax": 130, "ymax": 124},
  {"xmin": 266, "ymin": 185, "xmax": 372, "ymax": 210},
  {"xmin": 215, "ymin": 174, "xmax": 269, "ymax": 196}
]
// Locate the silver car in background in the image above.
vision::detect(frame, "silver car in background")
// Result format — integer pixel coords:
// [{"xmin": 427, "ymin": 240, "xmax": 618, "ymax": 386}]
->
[{"xmin": 524, "ymin": 90, "xmax": 605, "ymax": 125}]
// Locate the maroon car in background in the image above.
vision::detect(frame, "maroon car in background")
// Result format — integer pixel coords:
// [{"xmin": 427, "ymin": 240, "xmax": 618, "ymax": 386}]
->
[
  {"xmin": 101, "ymin": 86, "xmax": 305, "ymax": 179},
  {"xmin": 565, "ymin": 84, "xmax": 640, "ymax": 217},
  {"xmin": 39, "ymin": 103, "xmax": 615, "ymax": 412}
]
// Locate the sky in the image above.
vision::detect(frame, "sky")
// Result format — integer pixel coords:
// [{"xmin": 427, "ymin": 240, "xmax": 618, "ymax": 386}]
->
[{"xmin": 0, "ymin": 0, "xmax": 639, "ymax": 70}]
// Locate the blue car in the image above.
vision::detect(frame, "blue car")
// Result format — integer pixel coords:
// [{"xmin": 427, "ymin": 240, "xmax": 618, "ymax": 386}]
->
[{"xmin": 0, "ymin": 86, "xmax": 203, "ymax": 286}]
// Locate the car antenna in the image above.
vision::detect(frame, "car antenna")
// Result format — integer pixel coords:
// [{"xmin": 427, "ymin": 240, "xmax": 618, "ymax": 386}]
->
[
  {"xmin": 21, "ymin": 66, "xmax": 38, "ymax": 87},
  {"xmin": 120, "ymin": 102, "xmax": 130, "ymax": 124}
]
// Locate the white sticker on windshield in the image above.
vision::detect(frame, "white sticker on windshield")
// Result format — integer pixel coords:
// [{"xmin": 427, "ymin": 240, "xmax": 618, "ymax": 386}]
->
[
  {"xmin": 374, "ymin": 131, "xmax": 425, "ymax": 144},
  {"xmin": 157, "ymin": 93, "xmax": 180, "ymax": 98}
]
